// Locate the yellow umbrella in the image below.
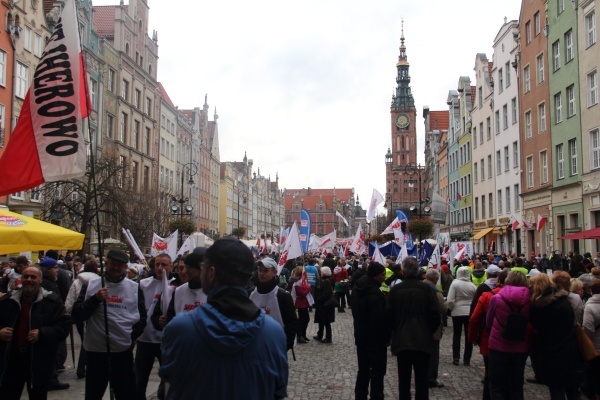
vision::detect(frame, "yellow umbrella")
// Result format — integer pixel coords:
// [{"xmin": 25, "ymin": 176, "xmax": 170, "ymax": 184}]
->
[{"xmin": 0, "ymin": 209, "xmax": 85, "ymax": 254}]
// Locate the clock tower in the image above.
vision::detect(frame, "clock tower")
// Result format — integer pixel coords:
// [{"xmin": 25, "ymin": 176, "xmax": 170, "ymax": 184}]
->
[{"xmin": 386, "ymin": 23, "xmax": 423, "ymax": 220}]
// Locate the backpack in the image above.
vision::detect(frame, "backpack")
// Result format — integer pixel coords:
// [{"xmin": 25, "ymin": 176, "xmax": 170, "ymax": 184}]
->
[{"xmin": 496, "ymin": 299, "xmax": 528, "ymax": 341}]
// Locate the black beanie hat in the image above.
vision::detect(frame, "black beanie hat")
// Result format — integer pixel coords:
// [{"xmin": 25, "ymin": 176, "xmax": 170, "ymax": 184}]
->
[{"xmin": 367, "ymin": 262, "xmax": 386, "ymax": 278}]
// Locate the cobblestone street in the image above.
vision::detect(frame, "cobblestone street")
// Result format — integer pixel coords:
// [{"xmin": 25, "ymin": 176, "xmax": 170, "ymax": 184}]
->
[{"xmin": 39, "ymin": 307, "xmax": 559, "ymax": 400}]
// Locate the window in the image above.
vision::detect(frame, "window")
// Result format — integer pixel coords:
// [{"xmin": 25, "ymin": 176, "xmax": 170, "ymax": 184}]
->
[
  {"xmin": 506, "ymin": 187, "xmax": 511, "ymax": 213},
  {"xmin": 145, "ymin": 127, "xmax": 151, "ymax": 154},
  {"xmin": 525, "ymin": 111, "xmax": 532, "ymax": 138},
  {"xmin": 538, "ymin": 103, "xmax": 546, "ymax": 132},
  {"xmin": 0, "ymin": 50, "xmax": 6, "ymax": 86},
  {"xmin": 143, "ymin": 166, "xmax": 149, "ymax": 190},
  {"xmin": 106, "ymin": 114, "xmax": 114, "ymax": 138},
  {"xmin": 475, "ymin": 197, "xmax": 479, "ymax": 220},
  {"xmin": 537, "ymin": 54, "xmax": 544, "ymax": 83},
  {"xmin": 553, "ymin": 41, "xmax": 561, "ymax": 71},
  {"xmin": 24, "ymin": 26, "xmax": 32, "ymax": 52},
  {"xmin": 134, "ymin": 89, "xmax": 141, "ymax": 108},
  {"xmin": 504, "ymin": 146, "xmax": 510, "ymax": 171},
  {"xmin": 30, "ymin": 186, "xmax": 41, "ymax": 202},
  {"xmin": 524, "ymin": 65, "xmax": 531, "ymax": 93},
  {"xmin": 108, "ymin": 69, "xmax": 115, "ymax": 92},
  {"xmin": 540, "ymin": 150, "xmax": 548, "ymax": 184},
  {"xmin": 506, "ymin": 62, "xmax": 511, "ymax": 87},
  {"xmin": 495, "ymin": 111, "xmax": 500, "ymax": 134},
  {"xmin": 512, "ymin": 98, "xmax": 517, "ymax": 124},
  {"xmin": 489, "ymin": 193, "xmax": 494, "ymax": 218},
  {"xmin": 567, "ymin": 85, "xmax": 576, "ymax": 117},
  {"xmin": 486, "ymin": 117, "xmax": 491, "ymax": 140},
  {"xmin": 503, "ymin": 104, "xmax": 508, "ymax": 129},
  {"xmin": 565, "ymin": 30, "xmax": 574, "ymax": 62},
  {"xmin": 558, "ymin": 0, "xmax": 565, "ymax": 14},
  {"xmin": 89, "ymin": 78, "xmax": 97, "ymax": 109},
  {"xmin": 34, "ymin": 34, "xmax": 42, "ymax": 57},
  {"xmin": 120, "ymin": 112, "xmax": 128, "ymax": 143},
  {"xmin": 535, "ymin": 12, "xmax": 541, "ymax": 35},
  {"xmin": 557, "ymin": 143, "xmax": 565, "ymax": 179},
  {"xmin": 474, "ymin": 162, "xmax": 478, "ymax": 182},
  {"xmin": 513, "ymin": 141, "xmax": 519, "ymax": 168},
  {"xmin": 591, "ymin": 129, "xmax": 600, "ymax": 170},
  {"xmin": 122, "ymin": 79, "xmax": 129, "ymax": 101},
  {"xmin": 498, "ymin": 190, "xmax": 503, "ymax": 215},
  {"xmin": 132, "ymin": 161, "xmax": 138, "ymax": 191},
  {"xmin": 478, "ymin": 86, "xmax": 483, "ymax": 108},
  {"xmin": 481, "ymin": 159, "xmax": 485, "ymax": 181},
  {"xmin": 488, "ymin": 155, "xmax": 492, "ymax": 178},
  {"xmin": 586, "ymin": 10, "xmax": 596, "ymax": 48},
  {"xmin": 527, "ymin": 156, "xmax": 534, "ymax": 188},
  {"xmin": 499, "ymin": 68, "xmax": 504, "ymax": 92},
  {"xmin": 15, "ymin": 62, "xmax": 28, "ymax": 99},
  {"xmin": 0, "ymin": 104, "xmax": 5, "ymax": 147},
  {"xmin": 555, "ymin": 93, "xmax": 563, "ymax": 123},
  {"xmin": 526, "ymin": 21, "xmax": 531, "ymax": 44},
  {"xmin": 588, "ymin": 70, "xmax": 598, "ymax": 107},
  {"xmin": 146, "ymin": 98, "xmax": 152, "ymax": 117},
  {"xmin": 514, "ymin": 184, "xmax": 520, "ymax": 211},
  {"xmin": 479, "ymin": 122, "xmax": 484, "ymax": 144},
  {"xmin": 569, "ymin": 139, "xmax": 578, "ymax": 175},
  {"xmin": 496, "ymin": 150, "xmax": 502, "ymax": 175},
  {"xmin": 482, "ymin": 195, "xmax": 486, "ymax": 218},
  {"xmin": 133, "ymin": 120, "xmax": 140, "ymax": 150},
  {"xmin": 473, "ymin": 127, "xmax": 477, "ymax": 148}
]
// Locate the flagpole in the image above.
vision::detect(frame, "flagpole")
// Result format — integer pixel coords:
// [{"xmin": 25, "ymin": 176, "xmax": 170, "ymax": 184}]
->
[{"xmin": 82, "ymin": 48, "xmax": 116, "ymax": 400}]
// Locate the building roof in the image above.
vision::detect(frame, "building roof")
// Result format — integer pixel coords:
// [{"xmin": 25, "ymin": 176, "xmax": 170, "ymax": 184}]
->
[
  {"xmin": 429, "ymin": 111, "xmax": 449, "ymax": 131},
  {"xmin": 158, "ymin": 82, "xmax": 176, "ymax": 109},
  {"xmin": 93, "ymin": 5, "xmax": 127, "ymax": 37},
  {"xmin": 284, "ymin": 188, "xmax": 354, "ymax": 210}
]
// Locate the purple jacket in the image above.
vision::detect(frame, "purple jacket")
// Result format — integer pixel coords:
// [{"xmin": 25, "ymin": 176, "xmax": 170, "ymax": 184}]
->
[{"xmin": 486, "ymin": 285, "xmax": 531, "ymax": 353}]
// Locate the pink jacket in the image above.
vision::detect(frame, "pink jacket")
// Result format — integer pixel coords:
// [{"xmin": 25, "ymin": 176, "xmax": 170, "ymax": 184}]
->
[{"xmin": 486, "ymin": 285, "xmax": 531, "ymax": 353}]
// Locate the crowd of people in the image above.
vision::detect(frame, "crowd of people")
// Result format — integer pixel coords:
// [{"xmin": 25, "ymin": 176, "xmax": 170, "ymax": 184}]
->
[{"xmin": 1, "ymin": 244, "xmax": 600, "ymax": 399}]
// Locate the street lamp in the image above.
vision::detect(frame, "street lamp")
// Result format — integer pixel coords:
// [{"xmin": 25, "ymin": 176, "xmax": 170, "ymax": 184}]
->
[
  {"xmin": 171, "ymin": 162, "xmax": 198, "ymax": 248},
  {"xmin": 404, "ymin": 162, "xmax": 431, "ymax": 257}
]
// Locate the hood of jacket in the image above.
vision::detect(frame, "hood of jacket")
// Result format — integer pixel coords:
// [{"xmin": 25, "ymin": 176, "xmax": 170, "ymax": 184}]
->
[
  {"xmin": 472, "ymin": 269, "xmax": 486, "ymax": 278},
  {"xmin": 456, "ymin": 266, "xmax": 472, "ymax": 281},
  {"xmin": 532, "ymin": 288, "xmax": 569, "ymax": 308},
  {"xmin": 497, "ymin": 285, "xmax": 531, "ymax": 307}
]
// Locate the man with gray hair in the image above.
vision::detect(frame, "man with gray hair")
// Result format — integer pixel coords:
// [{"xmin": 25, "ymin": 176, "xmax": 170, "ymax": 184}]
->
[
  {"xmin": 423, "ymin": 268, "xmax": 446, "ymax": 389},
  {"xmin": 387, "ymin": 257, "xmax": 442, "ymax": 399}
]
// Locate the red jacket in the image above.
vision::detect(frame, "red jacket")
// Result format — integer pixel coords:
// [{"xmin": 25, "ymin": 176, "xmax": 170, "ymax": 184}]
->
[
  {"xmin": 293, "ymin": 284, "xmax": 311, "ymax": 309},
  {"xmin": 468, "ymin": 287, "xmax": 502, "ymax": 356}
]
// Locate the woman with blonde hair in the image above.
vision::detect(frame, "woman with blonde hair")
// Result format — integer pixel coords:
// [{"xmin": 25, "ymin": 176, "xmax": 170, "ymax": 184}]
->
[
  {"xmin": 552, "ymin": 270, "xmax": 583, "ymax": 323},
  {"xmin": 530, "ymin": 274, "xmax": 584, "ymax": 400}
]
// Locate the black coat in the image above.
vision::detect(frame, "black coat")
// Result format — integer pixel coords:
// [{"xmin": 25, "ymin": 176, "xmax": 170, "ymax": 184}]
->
[
  {"xmin": 386, "ymin": 276, "xmax": 441, "ymax": 355},
  {"xmin": 351, "ymin": 275, "xmax": 389, "ymax": 348},
  {"xmin": 530, "ymin": 289, "xmax": 585, "ymax": 386},
  {"xmin": 314, "ymin": 277, "xmax": 335, "ymax": 324},
  {"xmin": 0, "ymin": 289, "xmax": 70, "ymax": 387}
]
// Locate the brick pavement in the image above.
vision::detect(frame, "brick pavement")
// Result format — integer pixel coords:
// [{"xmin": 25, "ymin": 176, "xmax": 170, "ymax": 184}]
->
[{"xmin": 39, "ymin": 310, "xmax": 571, "ymax": 400}]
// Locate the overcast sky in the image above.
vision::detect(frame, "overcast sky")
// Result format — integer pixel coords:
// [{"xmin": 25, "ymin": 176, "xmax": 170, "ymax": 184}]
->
[{"xmin": 93, "ymin": 0, "xmax": 522, "ymax": 211}]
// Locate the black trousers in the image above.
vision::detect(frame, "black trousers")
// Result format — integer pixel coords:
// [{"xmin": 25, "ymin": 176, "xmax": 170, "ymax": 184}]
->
[
  {"xmin": 397, "ymin": 350, "xmax": 430, "ymax": 400},
  {"xmin": 336, "ymin": 291, "xmax": 348, "ymax": 308},
  {"xmin": 0, "ymin": 350, "xmax": 48, "ymax": 400},
  {"xmin": 317, "ymin": 322, "xmax": 332, "ymax": 340},
  {"xmin": 134, "ymin": 341, "xmax": 162, "ymax": 400},
  {"xmin": 428, "ymin": 339, "xmax": 440, "ymax": 383},
  {"xmin": 297, "ymin": 308, "xmax": 309, "ymax": 338},
  {"xmin": 86, "ymin": 350, "xmax": 137, "ymax": 400},
  {"xmin": 487, "ymin": 349, "xmax": 527, "ymax": 400},
  {"xmin": 355, "ymin": 345, "xmax": 387, "ymax": 400},
  {"xmin": 452, "ymin": 315, "xmax": 473, "ymax": 363},
  {"xmin": 76, "ymin": 321, "xmax": 87, "ymax": 377}
]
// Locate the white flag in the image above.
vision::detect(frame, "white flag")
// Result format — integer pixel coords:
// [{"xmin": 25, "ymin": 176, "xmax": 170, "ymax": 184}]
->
[
  {"xmin": 349, "ymin": 223, "xmax": 365, "ymax": 254},
  {"xmin": 381, "ymin": 217, "xmax": 399, "ymax": 235},
  {"xmin": 371, "ymin": 244, "xmax": 386, "ymax": 265},
  {"xmin": 395, "ymin": 244, "xmax": 409, "ymax": 265},
  {"xmin": 428, "ymin": 244, "xmax": 441, "ymax": 270},
  {"xmin": 335, "ymin": 210, "xmax": 349, "ymax": 226},
  {"xmin": 177, "ymin": 236, "xmax": 193, "ymax": 257},
  {"xmin": 277, "ymin": 221, "xmax": 303, "ymax": 274},
  {"xmin": 152, "ymin": 230, "xmax": 178, "ymax": 261},
  {"xmin": 367, "ymin": 189, "xmax": 384, "ymax": 223},
  {"xmin": 319, "ymin": 230, "xmax": 337, "ymax": 249}
]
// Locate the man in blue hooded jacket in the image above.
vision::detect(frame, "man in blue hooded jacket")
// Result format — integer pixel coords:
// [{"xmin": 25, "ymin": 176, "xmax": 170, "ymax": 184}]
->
[{"xmin": 159, "ymin": 237, "xmax": 288, "ymax": 399}]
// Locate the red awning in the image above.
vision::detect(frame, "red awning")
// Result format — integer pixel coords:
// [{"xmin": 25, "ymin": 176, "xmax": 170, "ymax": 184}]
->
[{"xmin": 561, "ymin": 227, "xmax": 600, "ymax": 240}]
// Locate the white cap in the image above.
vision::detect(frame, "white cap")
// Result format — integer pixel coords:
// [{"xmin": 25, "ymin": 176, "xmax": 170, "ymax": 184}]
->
[{"xmin": 527, "ymin": 268, "xmax": 542, "ymax": 277}]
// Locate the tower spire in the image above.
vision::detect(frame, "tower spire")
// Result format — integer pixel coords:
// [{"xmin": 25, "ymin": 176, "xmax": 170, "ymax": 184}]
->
[{"xmin": 391, "ymin": 19, "xmax": 414, "ymax": 112}]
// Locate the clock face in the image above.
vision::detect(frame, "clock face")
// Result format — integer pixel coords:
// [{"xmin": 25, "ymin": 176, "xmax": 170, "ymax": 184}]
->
[{"xmin": 396, "ymin": 113, "xmax": 410, "ymax": 128}]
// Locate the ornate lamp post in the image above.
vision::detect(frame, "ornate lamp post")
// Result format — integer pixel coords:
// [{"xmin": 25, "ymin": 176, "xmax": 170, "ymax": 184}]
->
[{"xmin": 171, "ymin": 162, "xmax": 198, "ymax": 248}]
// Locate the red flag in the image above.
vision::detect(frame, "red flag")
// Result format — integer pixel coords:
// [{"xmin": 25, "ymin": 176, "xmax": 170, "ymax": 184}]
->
[
  {"xmin": 510, "ymin": 215, "xmax": 520, "ymax": 231},
  {"xmin": 0, "ymin": 0, "xmax": 90, "ymax": 196},
  {"xmin": 537, "ymin": 214, "xmax": 547, "ymax": 232},
  {"xmin": 457, "ymin": 193, "xmax": 463, "ymax": 201}
]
